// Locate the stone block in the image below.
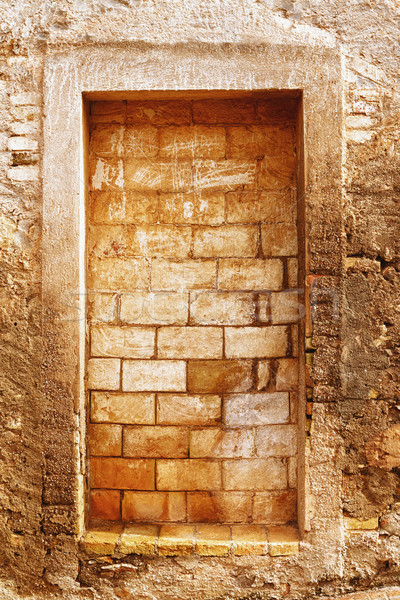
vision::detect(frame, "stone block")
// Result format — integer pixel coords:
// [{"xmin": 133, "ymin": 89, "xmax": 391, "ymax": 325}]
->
[
  {"xmin": 257, "ymin": 360, "xmax": 271, "ymax": 391},
  {"xmin": 91, "ymin": 101, "xmax": 125, "ymax": 123},
  {"xmin": 193, "ymin": 225, "xmax": 258, "ymax": 257},
  {"xmin": 275, "ymin": 358, "xmax": 298, "ymax": 391},
  {"xmin": 83, "ymin": 529, "xmax": 121, "ymax": 555},
  {"xmin": 88, "ymin": 257, "xmax": 149, "ymax": 290},
  {"xmin": 159, "ymin": 191, "xmax": 225, "ymax": 225},
  {"xmin": 87, "ymin": 358, "xmax": 121, "ymax": 390},
  {"xmin": 91, "ymin": 325, "xmax": 155, "ymax": 358},
  {"xmin": 256, "ymin": 99, "xmax": 297, "ymax": 124},
  {"xmin": 158, "ymin": 525, "xmax": 194, "ymax": 556},
  {"xmin": 151, "ymin": 259, "xmax": 216, "ymax": 290},
  {"xmin": 157, "ymin": 394, "xmax": 221, "ymax": 425},
  {"xmin": 88, "ymin": 292, "xmax": 117, "ymax": 322},
  {"xmin": 194, "ymin": 159, "xmax": 256, "ymax": 191},
  {"xmin": 126, "ymin": 100, "xmax": 191, "ymax": 125},
  {"xmin": 288, "ymin": 457, "xmax": 297, "ymax": 488},
  {"xmin": 192, "ymin": 99, "xmax": 257, "ymax": 124},
  {"xmin": 91, "ymin": 191, "xmax": 158, "ymax": 224},
  {"xmin": 223, "ymin": 458, "xmax": 287, "ymax": 491},
  {"xmin": 226, "ymin": 190, "xmax": 295, "ymax": 224},
  {"xmin": 255, "ymin": 424, "xmax": 297, "ymax": 457},
  {"xmin": 157, "ymin": 326, "xmax": 223, "ymax": 359},
  {"xmin": 123, "ymin": 426, "xmax": 188, "ymax": 458},
  {"xmin": 287, "ymin": 258, "xmax": 298, "ymax": 288},
  {"xmin": 190, "ymin": 292, "xmax": 256, "ymax": 325},
  {"xmin": 260, "ymin": 290, "xmax": 300, "ymax": 324},
  {"xmin": 125, "ymin": 159, "xmax": 193, "ymax": 192},
  {"xmin": 196, "ymin": 524, "xmax": 230, "ymax": 556},
  {"xmin": 89, "ymin": 424, "xmax": 122, "ymax": 456},
  {"xmin": 90, "ymin": 457, "xmax": 155, "ymax": 490},
  {"xmin": 159, "ymin": 125, "xmax": 225, "ymax": 159},
  {"xmin": 131, "ymin": 225, "xmax": 192, "ymax": 258},
  {"xmin": 258, "ymin": 156, "xmax": 296, "ymax": 189},
  {"xmin": 91, "ymin": 392, "xmax": 155, "ymax": 424},
  {"xmin": 226, "ymin": 125, "xmax": 294, "ymax": 159},
  {"xmin": 218, "ymin": 258, "xmax": 283, "ymax": 290},
  {"xmin": 224, "ymin": 392, "xmax": 289, "ymax": 426},
  {"xmin": 120, "ymin": 524, "xmax": 158, "ymax": 555},
  {"xmin": 156, "ymin": 459, "xmax": 221, "ymax": 491},
  {"xmin": 89, "ymin": 489, "xmax": 121, "ymax": 521},
  {"xmin": 253, "ymin": 490, "xmax": 297, "ymax": 524},
  {"xmin": 232, "ymin": 525, "xmax": 268, "ymax": 555},
  {"xmin": 261, "ymin": 223, "xmax": 298, "ymax": 256},
  {"xmin": 268, "ymin": 526, "xmax": 299, "ymax": 556},
  {"xmin": 122, "ymin": 492, "xmax": 186, "ymax": 523},
  {"xmin": 190, "ymin": 428, "xmax": 254, "ymax": 458},
  {"xmin": 8, "ymin": 136, "xmax": 38, "ymax": 151},
  {"xmin": 124, "ymin": 125, "xmax": 159, "ymax": 157},
  {"xmin": 120, "ymin": 292, "xmax": 189, "ymax": 325},
  {"xmin": 225, "ymin": 326, "xmax": 288, "ymax": 358},
  {"xmin": 187, "ymin": 492, "xmax": 252, "ymax": 523},
  {"xmin": 89, "ymin": 157, "xmax": 124, "ymax": 190},
  {"xmin": 122, "ymin": 360, "xmax": 186, "ymax": 392},
  {"xmin": 187, "ymin": 360, "xmax": 253, "ymax": 393},
  {"xmin": 90, "ymin": 125, "xmax": 124, "ymax": 157}
]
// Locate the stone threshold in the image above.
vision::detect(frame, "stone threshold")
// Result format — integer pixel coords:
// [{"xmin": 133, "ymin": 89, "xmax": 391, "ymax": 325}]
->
[{"xmin": 82, "ymin": 523, "xmax": 299, "ymax": 557}]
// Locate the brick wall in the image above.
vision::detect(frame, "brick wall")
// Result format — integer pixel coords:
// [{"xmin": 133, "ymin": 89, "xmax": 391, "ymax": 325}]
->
[{"xmin": 87, "ymin": 97, "xmax": 299, "ymax": 525}]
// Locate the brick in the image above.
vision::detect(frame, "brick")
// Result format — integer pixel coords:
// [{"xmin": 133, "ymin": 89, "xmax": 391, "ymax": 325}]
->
[
  {"xmin": 89, "ymin": 424, "xmax": 122, "ymax": 456},
  {"xmin": 159, "ymin": 126, "xmax": 225, "ymax": 159},
  {"xmin": 91, "ymin": 191, "xmax": 158, "ymax": 224},
  {"xmin": 194, "ymin": 159, "xmax": 256, "ymax": 191},
  {"xmin": 253, "ymin": 491, "xmax": 297, "ymax": 524},
  {"xmin": 257, "ymin": 360, "xmax": 271, "ymax": 391},
  {"xmin": 258, "ymin": 291, "xmax": 300, "ymax": 324},
  {"xmin": 120, "ymin": 524, "xmax": 158, "ymax": 555},
  {"xmin": 89, "ymin": 157, "xmax": 124, "ymax": 190},
  {"xmin": 226, "ymin": 190, "xmax": 295, "ymax": 224},
  {"xmin": 193, "ymin": 225, "xmax": 258, "ymax": 258},
  {"xmin": 259, "ymin": 156, "xmax": 296, "ymax": 189},
  {"xmin": 152, "ymin": 259, "xmax": 216, "ymax": 291},
  {"xmin": 83, "ymin": 529, "xmax": 121, "ymax": 555},
  {"xmin": 187, "ymin": 492, "xmax": 252, "ymax": 523},
  {"xmin": 89, "ymin": 489, "xmax": 121, "ymax": 521},
  {"xmin": 90, "ymin": 457, "xmax": 155, "ymax": 489},
  {"xmin": 261, "ymin": 224, "xmax": 298, "ymax": 256},
  {"xmin": 159, "ymin": 192, "xmax": 225, "ymax": 225},
  {"xmin": 226, "ymin": 125, "xmax": 294, "ymax": 159},
  {"xmin": 255, "ymin": 425, "xmax": 297, "ymax": 457},
  {"xmin": 275, "ymin": 358, "xmax": 298, "ymax": 391},
  {"xmin": 120, "ymin": 292, "xmax": 188, "ymax": 325},
  {"xmin": 218, "ymin": 258, "xmax": 283, "ymax": 291},
  {"xmin": 88, "ymin": 257, "xmax": 149, "ymax": 290},
  {"xmin": 157, "ymin": 394, "xmax": 221, "ymax": 425},
  {"xmin": 122, "ymin": 492, "xmax": 186, "ymax": 523},
  {"xmin": 90, "ymin": 125, "xmax": 124, "ymax": 157},
  {"xmin": 224, "ymin": 392, "xmax": 290, "ymax": 426},
  {"xmin": 157, "ymin": 326, "xmax": 223, "ymax": 359},
  {"xmin": 91, "ymin": 392, "xmax": 155, "ymax": 424},
  {"xmin": 126, "ymin": 100, "xmax": 191, "ymax": 125},
  {"xmin": 158, "ymin": 525, "xmax": 194, "ymax": 556},
  {"xmin": 344, "ymin": 517, "xmax": 379, "ymax": 531},
  {"xmin": 190, "ymin": 292, "xmax": 255, "ymax": 325},
  {"xmin": 187, "ymin": 360, "xmax": 253, "ymax": 393},
  {"xmin": 225, "ymin": 326, "xmax": 288, "ymax": 358},
  {"xmin": 268, "ymin": 526, "xmax": 299, "ymax": 556},
  {"xmin": 91, "ymin": 325, "xmax": 155, "ymax": 358},
  {"xmin": 91, "ymin": 101, "xmax": 125, "ymax": 123},
  {"xmin": 122, "ymin": 360, "xmax": 186, "ymax": 392},
  {"xmin": 123, "ymin": 426, "xmax": 188, "ymax": 458},
  {"xmin": 287, "ymin": 258, "xmax": 298, "ymax": 288},
  {"xmin": 7, "ymin": 166, "xmax": 38, "ymax": 181},
  {"xmin": 87, "ymin": 358, "xmax": 121, "ymax": 390},
  {"xmin": 196, "ymin": 524, "xmax": 230, "ymax": 556},
  {"xmin": 157, "ymin": 460, "xmax": 221, "ymax": 491},
  {"xmin": 192, "ymin": 99, "xmax": 257, "ymax": 124},
  {"xmin": 8, "ymin": 136, "xmax": 38, "ymax": 151},
  {"xmin": 288, "ymin": 457, "xmax": 297, "ymax": 488},
  {"xmin": 88, "ymin": 292, "xmax": 117, "ymax": 322},
  {"xmin": 223, "ymin": 458, "xmax": 287, "ymax": 490},
  {"xmin": 125, "ymin": 159, "xmax": 193, "ymax": 192},
  {"xmin": 232, "ymin": 525, "xmax": 268, "ymax": 556},
  {"xmin": 190, "ymin": 428, "xmax": 254, "ymax": 458},
  {"xmin": 256, "ymin": 99, "xmax": 297, "ymax": 125},
  {"xmin": 88, "ymin": 224, "xmax": 135, "ymax": 258},
  {"xmin": 133, "ymin": 225, "xmax": 192, "ymax": 257},
  {"xmin": 124, "ymin": 125, "xmax": 159, "ymax": 157}
]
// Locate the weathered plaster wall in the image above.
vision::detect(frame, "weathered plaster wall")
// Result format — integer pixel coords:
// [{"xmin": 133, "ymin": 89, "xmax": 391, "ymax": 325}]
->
[{"xmin": 0, "ymin": 1, "xmax": 400, "ymax": 599}]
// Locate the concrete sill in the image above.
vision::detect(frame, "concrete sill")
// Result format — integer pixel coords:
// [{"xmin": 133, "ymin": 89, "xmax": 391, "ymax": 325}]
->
[{"xmin": 81, "ymin": 523, "xmax": 299, "ymax": 557}]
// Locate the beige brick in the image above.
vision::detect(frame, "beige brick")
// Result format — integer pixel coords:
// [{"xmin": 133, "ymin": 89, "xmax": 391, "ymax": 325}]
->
[
  {"xmin": 287, "ymin": 258, "xmax": 298, "ymax": 288},
  {"xmin": 88, "ymin": 224, "xmax": 135, "ymax": 258},
  {"xmin": 89, "ymin": 424, "xmax": 122, "ymax": 456},
  {"xmin": 159, "ymin": 126, "xmax": 225, "ymax": 159},
  {"xmin": 259, "ymin": 291, "xmax": 300, "ymax": 323},
  {"xmin": 225, "ymin": 326, "xmax": 288, "ymax": 358},
  {"xmin": 190, "ymin": 292, "xmax": 255, "ymax": 325},
  {"xmin": 218, "ymin": 258, "xmax": 283, "ymax": 291},
  {"xmin": 88, "ymin": 257, "xmax": 149, "ymax": 291},
  {"xmin": 122, "ymin": 360, "xmax": 186, "ymax": 392},
  {"xmin": 90, "ymin": 489, "xmax": 121, "ymax": 521},
  {"xmin": 193, "ymin": 225, "xmax": 258, "ymax": 258},
  {"xmin": 157, "ymin": 394, "xmax": 221, "ymax": 425},
  {"xmin": 91, "ymin": 392, "xmax": 155, "ymax": 424},
  {"xmin": 187, "ymin": 360, "xmax": 253, "ymax": 393},
  {"xmin": 126, "ymin": 100, "xmax": 191, "ymax": 125},
  {"xmin": 158, "ymin": 326, "xmax": 223, "ymax": 359},
  {"xmin": 91, "ymin": 101, "xmax": 125, "ymax": 124},
  {"xmin": 159, "ymin": 192, "xmax": 225, "ymax": 225},
  {"xmin": 190, "ymin": 428, "xmax": 254, "ymax": 458},
  {"xmin": 124, "ymin": 125, "xmax": 159, "ymax": 158},
  {"xmin": 192, "ymin": 99, "xmax": 257, "ymax": 124},
  {"xmin": 291, "ymin": 324, "xmax": 299, "ymax": 358},
  {"xmin": 255, "ymin": 425, "xmax": 297, "ymax": 457},
  {"xmin": 133, "ymin": 225, "xmax": 192, "ymax": 258},
  {"xmin": 90, "ymin": 125, "xmax": 124, "ymax": 157},
  {"xmin": 158, "ymin": 524, "xmax": 194, "ymax": 556},
  {"xmin": 83, "ymin": 529, "xmax": 121, "ymax": 555},
  {"xmin": 224, "ymin": 392, "xmax": 290, "ymax": 426},
  {"xmin": 88, "ymin": 292, "xmax": 117, "ymax": 322},
  {"xmin": 91, "ymin": 325, "xmax": 155, "ymax": 358},
  {"xmin": 124, "ymin": 426, "xmax": 188, "ymax": 458},
  {"xmin": 226, "ymin": 190, "xmax": 295, "ymax": 224},
  {"xmin": 8, "ymin": 136, "xmax": 38, "ymax": 151},
  {"xmin": 120, "ymin": 292, "xmax": 188, "ymax": 325},
  {"xmin": 87, "ymin": 358, "xmax": 121, "ymax": 390},
  {"xmin": 194, "ymin": 159, "xmax": 256, "ymax": 191},
  {"xmin": 259, "ymin": 156, "xmax": 296, "ymax": 189},
  {"xmin": 268, "ymin": 526, "xmax": 299, "ymax": 556},
  {"xmin": 232, "ymin": 525, "xmax": 268, "ymax": 556},
  {"xmin": 196, "ymin": 524, "xmax": 231, "ymax": 556},
  {"xmin": 257, "ymin": 360, "xmax": 271, "ymax": 391},
  {"xmin": 157, "ymin": 460, "xmax": 221, "ymax": 491},
  {"xmin": 253, "ymin": 491, "xmax": 297, "ymax": 524},
  {"xmin": 8, "ymin": 165, "xmax": 39, "ymax": 181},
  {"xmin": 90, "ymin": 457, "xmax": 155, "ymax": 489},
  {"xmin": 276, "ymin": 358, "xmax": 298, "ymax": 391},
  {"xmin": 223, "ymin": 458, "xmax": 287, "ymax": 490},
  {"xmin": 288, "ymin": 457, "xmax": 297, "ymax": 488},
  {"xmin": 120, "ymin": 524, "xmax": 158, "ymax": 555},
  {"xmin": 91, "ymin": 191, "xmax": 158, "ymax": 224},
  {"xmin": 152, "ymin": 259, "xmax": 216, "ymax": 291},
  {"xmin": 187, "ymin": 492, "xmax": 252, "ymax": 523},
  {"xmin": 226, "ymin": 125, "xmax": 294, "ymax": 159},
  {"xmin": 122, "ymin": 492, "xmax": 186, "ymax": 523},
  {"xmin": 125, "ymin": 159, "xmax": 193, "ymax": 192},
  {"xmin": 261, "ymin": 224, "xmax": 298, "ymax": 256},
  {"xmin": 89, "ymin": 157, "xmax": 124, "ymax": 190},
  {"xmin": 344, "ymin": 517, "xmax": 379, "ymax": 531}
]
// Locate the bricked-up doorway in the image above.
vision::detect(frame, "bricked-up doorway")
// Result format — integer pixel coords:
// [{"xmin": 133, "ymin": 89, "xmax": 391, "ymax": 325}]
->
[{"xmin": 86, "ymin": 94, "xmax": 300, "ymax": 527}]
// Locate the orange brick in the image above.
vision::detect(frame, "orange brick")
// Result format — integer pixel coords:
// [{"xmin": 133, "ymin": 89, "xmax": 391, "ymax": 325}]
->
[
  {"xmin": 156, "ymin": 459, "xmax": 221, "ymax": 491},
  {"xmin": 122, "ymin": 491, "xmax": 186, "ymax": 522},
  {"xmin": 194, "ymin": 159, "xmax": 256, "ymax": 191},
  {"xmin": 88, "ymin": 257, "xmax": 149, "ymax": 291},
  {"xmin": 275, "ymin": 358, "xmax": 298, "ymax": 391},
  {"xmin": 159, "ymin": 126, "xmax": 225, "ymax": 159},
  {"xmin": 151, "ymin": 259, "xmax": 216, "ymax": 291},
  {"xmin": 91, "ymin": 325, "xmax": 155, "ymax": 358},
  {"xmin": 89, "ymin": 157, "xmax": 124, "ymax": 190},
  {"xmin": 254, "ymin": 425, "xmax": 297, "ymax": 457},
  {"xmin": 124, "ymin": 125, "xmax": 159, "ymax": 157},
  {"xmin": 190, "ymin": 428, "xmax": 254, "ymax": 458},
  {"xmin": 159, "ymin": 192, "xmax": 225, "ymax": 225},
  {"xmin": 261, "ymin": 224, "xmax": 298, "ymax": 256},
  {"xmin": 158, "ymin": 524, "xmax": 194, "ymax": 556},
  {"xmin": 253, "ymin": 490, "xmax": 297, "ymax": 524},
  {"xmin": 157, "ymin": 394, "xmax": 221, "ymax": 425},
  {"xmin": 89, "ymin": 424, "xmax": 122, "ymax": 456},
  {"xmin": 218, "ymin": 258, "xmax": 283, "ymax": 291},
  {"xmin": 91, "ymin": 191, "xmax": 158, "ymax": 225},
  {"xmin": 91, "ymin": 101, "xmax": 125, "ymax": 124},
  {"xmin": 124, "ymin": 426, "xmax": 188, "ymax": 458},
  {"xmin": 226, "ymin": 125, "xmax": 294, "ymax": 159},
  {"xmin": 87, "ymin": 358, "xmax": 120, "ymax": 390},
  {"xmin": 225, "ymin": 326, "xmax": 288, "ymax": 358},
  {"xmin": 91, "ymin": 392, "xmax": 155, "ymax": 424},
  {"xmin": 226, "ymin": 190, "xmax": 295, "ymax": 224},
  {"xmin": 122, "ymin": 360, "xmax": 186, "ymax": 392},
  {"xmin": 196, "ymin": 524, "xmax": 231, "ymax": 556},
  {"xmin": 90, "ymin": 457, "xmax": 155, "ymax": 489},
  {"xmin": 224, "ymin": 392, "xmax": 290, "ymax": 426},
  {"xmin": 223, "ymin": 458, "xmax": 287, "ymax": 490},
  {"xmin": 90, "ymin": 125, "xmax": 124, "ymax": 157},
  {"xmin": 90, "ymin": 489, "xmax": 121, "ymax": 521},
  {"xmin": 190, "ymin": 292, "xmax": 255, "ymax": 325},
  {"xmin": 231, "ymin": 525, "xmax": 268, "ymax": 555},
  {"xmin": 157, "ymin": 326, "xmax": 223, "ymax": 359},
  {"xmin": 256, "ymin": 98, "xmax": 297, "ymax": 125},
  {"xmin": 258, "ymin": 156, "xmax": 296, "ymax": 189},
  {"xmin": 126, "ymin": 100, "xmax": 191, "ymax": 125},
  {"xmin": 88, "ymin": 292, "xmax": 117, "ymax": 322},
  {"xmin": 193, "ymin": 225, "xmax": 258, "ymax": 258},
  {"xmin": 187, "ymin": 360, "xmax": 253, "ymax": 393},
  {"xmin": 187, "ymin": 492, "xmax": 252, "ymax": 523},
  {"xmin": 125, "ymin": 159, "xmax": 193, "ymax": 192},
  {"xmin": 268, "ymin": 525, "xmax": 299, "ymax": 556},
  {"xmin": 192, "ymin": 99, "xmax": 257, "ymax": 124},
  {"xmin": 120, "ymin": 292, "xmax": 188, "ymax": 325}
]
